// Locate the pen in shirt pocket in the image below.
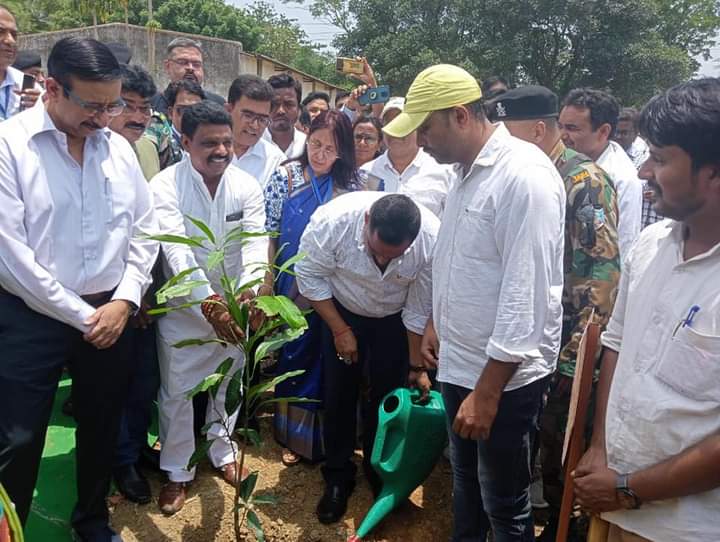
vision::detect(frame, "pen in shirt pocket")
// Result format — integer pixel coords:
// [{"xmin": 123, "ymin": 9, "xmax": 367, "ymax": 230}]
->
[{"xmin": 672, "ymin": 305, "xmax": 700, "ymax": 337}]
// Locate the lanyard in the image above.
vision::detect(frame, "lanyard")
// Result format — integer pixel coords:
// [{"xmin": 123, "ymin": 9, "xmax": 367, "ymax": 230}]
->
[{"xmin": 0, "ymin": 85, "xmax": 12, "ymax": 120}]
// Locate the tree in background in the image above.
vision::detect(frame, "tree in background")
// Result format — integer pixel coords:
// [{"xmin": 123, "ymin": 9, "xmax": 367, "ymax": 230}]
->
[{"xmin": 294, "ymin": 0, "xmax": 720, "ymax": 105}]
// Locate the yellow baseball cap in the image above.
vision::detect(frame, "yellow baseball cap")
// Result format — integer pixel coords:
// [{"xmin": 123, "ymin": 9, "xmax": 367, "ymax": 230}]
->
[{"xmin": 383, "ymin": 64, "xmax": 483, "ymax": 138}]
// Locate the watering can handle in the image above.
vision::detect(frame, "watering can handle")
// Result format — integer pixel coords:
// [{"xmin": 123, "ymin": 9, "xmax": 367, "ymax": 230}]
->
[{"xmin": 409, "ymin": 387, "xmax": 431, "ymax": 406}]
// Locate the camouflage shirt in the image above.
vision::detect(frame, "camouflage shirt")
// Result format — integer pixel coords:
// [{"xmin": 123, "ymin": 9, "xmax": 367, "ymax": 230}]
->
[
  {"xmin": 551, "ymin": 140, "xmax": 621, "ymax": 378},
  {"xmin": 142, "ymin": 111, "xmax": 183, "ymax": 171}
]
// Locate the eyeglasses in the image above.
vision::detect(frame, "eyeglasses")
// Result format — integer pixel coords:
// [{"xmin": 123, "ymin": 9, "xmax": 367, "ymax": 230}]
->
[
  {"xmin": 123, "ymin": 103, "xmax": 153, "ymax": 116},
  {"xmin": 239, "ymin": 110, "xmax": 271, "ymax": 127},
  {"xmin": 63, "ymin": 86, "xmax": 126, "ymax": 117},
  {"xmin": 307, "ymin": 139, "xmax": 338, "ymax": 160},
  {"xmin": 354, "ymin": 133, "xmax": 379, "ymax": 145},
  {"xmin": 169, "ymin": 58, "xmax": 203, "ymax": 70}
]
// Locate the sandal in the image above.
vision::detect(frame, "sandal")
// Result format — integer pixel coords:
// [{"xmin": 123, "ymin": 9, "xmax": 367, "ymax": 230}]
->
[{"xmin": 281, "ymin": 448, "xmax": 301, "ymax": 467}]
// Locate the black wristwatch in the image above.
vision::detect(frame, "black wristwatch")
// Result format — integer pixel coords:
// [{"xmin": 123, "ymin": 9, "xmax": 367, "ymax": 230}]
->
[{"xmin": 616, "ymin": 473, "xmax": 642, "ymax": 509}]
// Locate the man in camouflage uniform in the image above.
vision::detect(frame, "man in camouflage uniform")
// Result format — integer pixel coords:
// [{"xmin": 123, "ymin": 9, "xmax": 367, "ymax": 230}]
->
[
  {"xmin": 490, "ymin": 86, "xmax": 621, "ymax": 540},
  {"xmin": 143, "ymin": 80, "xmax": 205, "ymax": 171}
]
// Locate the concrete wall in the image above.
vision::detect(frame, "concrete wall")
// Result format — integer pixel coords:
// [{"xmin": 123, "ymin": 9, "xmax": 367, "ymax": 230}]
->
[{"xmin": 18, "ymin": 23, "xmax": 342, "ymax": 101}]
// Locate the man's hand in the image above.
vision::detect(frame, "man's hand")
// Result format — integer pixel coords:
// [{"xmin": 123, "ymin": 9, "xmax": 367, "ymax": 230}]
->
[
  {"xmin": 345, "ymin": 84, "xmax": 369, "ymax": 112},
  {"xmin": 408, "ymin": 369, "xmax": 432, "ymax": 402},
  {"xmin": 349, "ymin": 57, "xmax": 377, "ymax": 87},
  {"xmin": 420, "ymin": 319, "xmax": 439, "ymax": 369},
  {"xmin": 452, "ymin": 389, "xmax": 499, "ymax": 440},
  {"xmin": 573, "ymin": 465, "xmax": 621, "ymax": 513},
  {"xmin": 15, "ymin": 88, "xmax": 41, "ymax": 110},
  {"xmin": 84, "ymin": 299, "xmax": 132, "ymax": 349},
  {"xmin": 574, "ymin": 444, "xmax": 607, "ymax": 478},
  {"xmin": 334, "ymin": 327, "xmax": 358, "ymax": 364}
]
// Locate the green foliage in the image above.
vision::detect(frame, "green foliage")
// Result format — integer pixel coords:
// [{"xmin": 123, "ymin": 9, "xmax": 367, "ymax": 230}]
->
[{"xmin": 298, "ymin": 0, "xmax": 719, "ymax": 104}]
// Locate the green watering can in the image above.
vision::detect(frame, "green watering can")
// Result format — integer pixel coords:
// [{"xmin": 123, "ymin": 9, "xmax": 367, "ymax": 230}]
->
[{"xmin": 349, "ymin": 387, "xmax": 447, "ymax": 541}]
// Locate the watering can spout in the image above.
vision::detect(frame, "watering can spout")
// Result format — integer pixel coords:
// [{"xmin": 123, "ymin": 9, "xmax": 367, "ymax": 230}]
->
[{"xmin": 355, "ymin": 491, "xmax": 397, "ymax": 538}]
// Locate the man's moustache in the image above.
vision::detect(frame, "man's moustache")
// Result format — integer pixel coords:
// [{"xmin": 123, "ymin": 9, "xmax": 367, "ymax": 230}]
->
[{"xmin": 125, "ymin": 123, "xmax": 146, "ymax": 130}]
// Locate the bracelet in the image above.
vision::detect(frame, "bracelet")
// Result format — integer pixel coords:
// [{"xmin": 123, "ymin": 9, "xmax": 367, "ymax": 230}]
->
[
  {"xmin": 333, "ymin": 326, "xmax": 352, "ymax": 339},
  {"xmin": 409, "ymin": 365, "xmax": 427, "ymax": 373}
]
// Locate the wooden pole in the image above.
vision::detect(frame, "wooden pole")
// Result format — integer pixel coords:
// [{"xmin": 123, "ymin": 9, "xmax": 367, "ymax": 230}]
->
[{"xmin": 556, "ymin": 320, "xmax": 601, "ymax": 542}]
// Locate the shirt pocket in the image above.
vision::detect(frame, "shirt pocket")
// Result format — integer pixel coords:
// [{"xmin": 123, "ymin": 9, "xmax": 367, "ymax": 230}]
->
[
  {"xmin": 459, "ymin": 205, "xmax": 497, "ymax": 261},
  {"xmin": 655, "ymin": 325, "xmax": 720, "ymax": 403}
]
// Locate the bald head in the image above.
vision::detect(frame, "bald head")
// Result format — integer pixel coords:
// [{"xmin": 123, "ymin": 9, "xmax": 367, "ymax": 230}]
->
[{"xmin": 504, "ymin": 117, "xmax": 560, "ymax": 156}]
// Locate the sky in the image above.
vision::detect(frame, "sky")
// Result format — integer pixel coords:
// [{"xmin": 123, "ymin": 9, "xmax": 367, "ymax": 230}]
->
[{"xmin": 230, "ymin": 0, "xmax": 343, "ymax": 49}]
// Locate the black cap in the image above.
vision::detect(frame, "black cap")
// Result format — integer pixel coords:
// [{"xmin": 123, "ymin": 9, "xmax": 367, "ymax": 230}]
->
[
  {"xmin": 104, "ymin": 42, "xmax": 133, "ymax": 65},
  {"xmin": 488, "ymin": 85, "xmax": 558, "ymax": 121},
  {"xmin": 12, "ymin": 50, "xmax": 42, "ymax": 70}
]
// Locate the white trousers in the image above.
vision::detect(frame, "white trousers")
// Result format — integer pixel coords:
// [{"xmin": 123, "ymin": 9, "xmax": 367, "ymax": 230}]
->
[{"xmin": 157, "ymin": 307, "xmax": 245, "ymax": 482}]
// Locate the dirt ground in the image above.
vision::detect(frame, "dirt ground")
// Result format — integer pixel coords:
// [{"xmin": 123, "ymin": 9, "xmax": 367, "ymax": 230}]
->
[
  {"xmin": 110, "ymin": 413, "xmax": 548, "ymax": 542},
  {"xmin": 110, "ymin": 412, "xmax": 456, "ymax": 542}
]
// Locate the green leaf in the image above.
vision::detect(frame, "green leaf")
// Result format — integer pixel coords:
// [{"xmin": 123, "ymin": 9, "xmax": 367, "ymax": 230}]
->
[
  {"xmin": 247, "ymin": 369, "xmax": 305, "ymax": 403},
  {"xmin": 147, "ymin": 299, "xmax": 204, "ymax": 315},
  {"xmin": 251, "ymin": 494, "xmax": 278, "ymax": 506},
  {"xmin": 172, "ymin": 337, "xmax": 229, "ymax": 348},
  {"xmin": 240, "ymin": 470, "xmax": 259, "ymax": 502},
  {"xmin": 186, "ymin": 373, "xmax": 225, "ymax": 400},
  {"xmin": 275, "ymin": 251, "xmax": 306, "ymax": 277},
  {"xmin": 187, "ymin": 438, "xmax": 213, "ymax": 469},
  {"xmin": 255, "ymin": 328, "xmax": 306, "ymax": 362},
  {"xmin": 206, "ymin": 248, "xmax": 225, "ymax": 271},
  {"xmin": 149, "ymin": 234, "xmax": 205, "ymax": 248},
  {"xmin": 186, "ymin": 215, "xmax": 216, "ymax": 244},
  {"xmin": 156, "ymin": 280, "xmax": 209, "ymax": 304},
  {"xmin": 246, "ymin": 509, "xmax": 264, "ymax": 542},
  {"xmin": 254, "ymin": 295, "xmax": 307, "ymax": 330},
  {"xmin": 236, "ymin": 427, "xmax": 261, "ymax": 447},
  {"xmin": 216, "ymin": 356, "xmax": 235, "ymax": 377},
  {"xmin": 224, "ymin": 367, "xmax": 244, "ymax": 415},
  {"xmin": 198, "ymin": 421, "xmax": 215, "ymax": 435},
  {"xmin": 236, "ymin": 277, "xmax": 264, "ymax": 294}
]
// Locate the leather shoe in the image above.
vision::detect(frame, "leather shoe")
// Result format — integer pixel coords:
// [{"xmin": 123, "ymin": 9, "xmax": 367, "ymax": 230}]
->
[
  {"xmin": 219, "ymin": 461, "xmax": 250, "ymax": 487},
  {"xmin": 114, "ymin": 464, "xmax": 151, "ymax": 505},
  {"xmin": 316, "ymin": 481, "xmax": 355, "ymax": 524},
  {"xmin": 158, "ymin": 481, "xmax": 188, "ymax": 516}
]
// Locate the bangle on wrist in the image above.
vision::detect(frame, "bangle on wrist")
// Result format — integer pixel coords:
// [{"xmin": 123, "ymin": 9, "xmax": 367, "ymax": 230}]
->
[
  {"xmin": 333, "ymin": 326, "xmax": 352, "ymax": 339},
  {"xmin": 409, "ymin": 365, "xmax": 427, "ymax": 373}
]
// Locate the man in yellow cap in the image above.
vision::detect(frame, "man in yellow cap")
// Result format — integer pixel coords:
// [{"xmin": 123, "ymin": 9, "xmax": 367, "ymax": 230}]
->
[{"xmin": 385, "ymin": 65, "xmax": 566, "ymax": 541}]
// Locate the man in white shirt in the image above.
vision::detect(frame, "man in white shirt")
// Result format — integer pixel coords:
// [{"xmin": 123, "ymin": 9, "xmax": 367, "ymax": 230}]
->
[
  {"xmin": 361, "ymin": 97, "xmax": 455, "ymax": 218},
  {"xmin": 0, "ymin": 38, "xmax": 158, "ymax": 542},
  {"xmin": 559, "ymin": 88, "xmax": 643, "ymax": 260},
  {"xmin": 227, "ymin": 74, "xmax": 285, "ymax": 188},
  {"xmin": 385, "ymin": 64, "xmax": 565, "ymax": 542},
  {"xmin": 151, "ymin": 101, "xmax": 267, "ymax": 516},
  {"xmin": 295, "ymin": 192, "xmax": 439, "ymax": 524},
  {"xmin": 0, "ymin": 6, "xmax": 41, "ymax": 120},
  {"xmin": 573, "ymin": 78, "xmax": 720, "ymax": 542},
  {"xmin": 614, "ymin": 107, "xmax": 665, "ymax": 230},
  {"xmin": 264, "ymin": 73, "xmax": 306, "ymax": 159}
]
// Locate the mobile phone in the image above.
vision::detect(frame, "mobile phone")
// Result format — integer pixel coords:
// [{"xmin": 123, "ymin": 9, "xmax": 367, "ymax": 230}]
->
[
  {"xmin": 336, "ymin": 57, "xmax": 365, "ymax": 75},
  {"xmin": 357, "ymin": 85, "xmax": 390, "ymax": 106},
  {"xmin": 21, "ymin": 73, "xmax": 35, "ymax": 91}
]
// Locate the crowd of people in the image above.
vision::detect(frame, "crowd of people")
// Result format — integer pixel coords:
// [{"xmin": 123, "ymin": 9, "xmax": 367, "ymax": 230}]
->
[{"xmin": 0, "ymin": 4, "xmax": 718, "ymax": 542}]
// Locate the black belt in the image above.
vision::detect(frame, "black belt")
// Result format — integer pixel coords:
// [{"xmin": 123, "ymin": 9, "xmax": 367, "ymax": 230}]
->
[{"xmin": 0, "ymin": 285, "xmax": 114, "ymax": 307}]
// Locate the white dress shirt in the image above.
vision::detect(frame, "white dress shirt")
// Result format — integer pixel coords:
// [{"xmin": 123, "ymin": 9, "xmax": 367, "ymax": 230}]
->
[
  {"xmin": 150, "ymin": 157, "xmax": 267, "ymax": 302},
  {"xmin": 360, "ymin": 148, "xmax": 455, "ymax": 218},
  {"xmin": 295, "ymin": 191, "xmax": 439, "ymax": 334},
  {"xmin": 433, "ymin": 124, "xmax": 565, "ymax": 392},
  {"xmin": 626, "ymin": 136, "xmax": 649, "ymax": 171},
  {"xmin": 0, "ymin": 105, "xmax": 159, "ymax": 331},
  {"xmin": 262, "ymin": 127, "xmax": 307, "ymax": 160},
  {"xmin": 597, "ymin": 141, "xmax": 643, "ymax": 261},
  {"xmin": 600, "ymin": 220, "xmax": 720, "ymax": 542},
  {"xmin": 232, "ymin": 136, "xmax": 286, "ymax": 188}
]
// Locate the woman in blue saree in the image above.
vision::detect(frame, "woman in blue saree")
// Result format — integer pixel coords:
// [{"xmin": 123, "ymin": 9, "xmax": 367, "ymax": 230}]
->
[{"xmin": 263, "ymin": 110, "xmax": 365, "ymax": 465}]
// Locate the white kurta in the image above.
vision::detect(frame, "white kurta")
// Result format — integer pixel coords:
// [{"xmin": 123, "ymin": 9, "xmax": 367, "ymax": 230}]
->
[{"xmin": 151, "ymin": 156, "xmax": 267, "ymax": 481}]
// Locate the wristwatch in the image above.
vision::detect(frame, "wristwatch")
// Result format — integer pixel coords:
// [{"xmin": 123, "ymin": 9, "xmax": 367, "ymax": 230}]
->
[{"xmin": 616, "ymin": 473, "xmax": 642, "ymax": 509}]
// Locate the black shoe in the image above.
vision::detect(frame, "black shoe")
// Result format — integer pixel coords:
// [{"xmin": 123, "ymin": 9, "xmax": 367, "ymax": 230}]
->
[
  {"xmin": 316, "ymin": 481, "xmax": 355, "ymax": 524},
  {"xmin": 72, "ymin": 526, "xmax": 124, "ymax": 542},
  {"xmin": 114, "ymin": 464, "xmax": 152, "ymax": 505}
]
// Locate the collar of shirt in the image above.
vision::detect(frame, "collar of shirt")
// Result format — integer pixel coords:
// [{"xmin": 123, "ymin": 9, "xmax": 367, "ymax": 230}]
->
[
  {"xmin": 461, "ymin": 122, "xmax": 510, "ymax": 181},
  {"xmin": 0, "ymin": 66, "xmax": 22, "ymax": 91},
  {"xmin": 24, "ymin": 103, "xmax": 112, "ymax": 150}
]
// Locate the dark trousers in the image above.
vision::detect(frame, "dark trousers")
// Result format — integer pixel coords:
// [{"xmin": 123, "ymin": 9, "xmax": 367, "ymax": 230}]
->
[
  {"xmin": 115, "ymin": 323, "xmax": 159, "ymax": 468},
  {"xmin": 321, "ymin": 300, "xmax": 408, "ymax": 489},
  {"xmin": 442, "ymin": 377, "xmax": 548, "ymax": 542},
  {"xmin": 0, "ymin": 292, "xmax": 133, "ymax": 540}
]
